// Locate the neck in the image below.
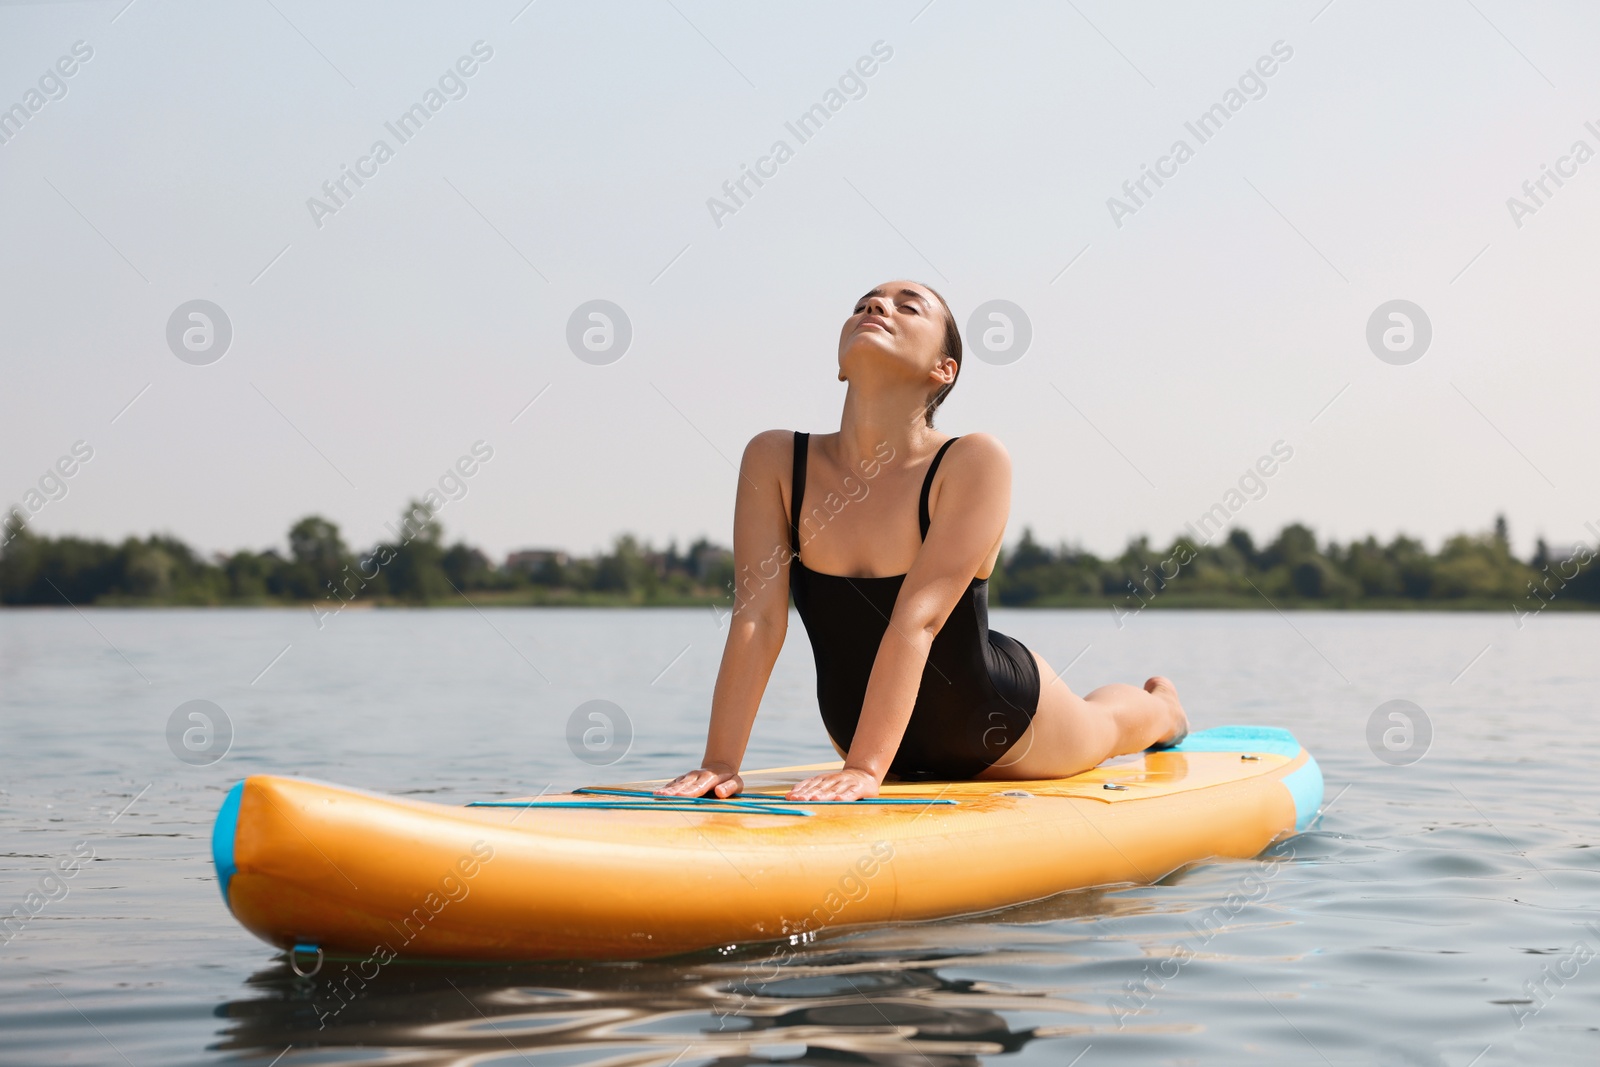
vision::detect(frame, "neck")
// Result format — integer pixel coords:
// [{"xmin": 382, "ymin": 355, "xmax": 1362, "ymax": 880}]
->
[{"xmin": 835, "ymin": 382, "xmax": 939, "ymax": 465}]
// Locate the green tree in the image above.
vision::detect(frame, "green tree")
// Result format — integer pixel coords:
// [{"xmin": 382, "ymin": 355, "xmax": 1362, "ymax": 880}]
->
[
  {"xmin": 1259, "ymin": 524, "xmax": 1319, "ymax": 571},
  {"xmin": 595, "ymin": 535, "xmax": 653, "ymax": 597},
  {"xmin": 1387, "ymin": 535, "xmax": 1435, "ymax": 599},
  {"xmin": 383, "ymin": 500, "xmax": 450, "ymax": 602},
  {"xmin": 1434, "ymin": 528, "xmax": 1525, "ymax": 600},
  {"xmin": 225, "ymin": 550, "xmax": 275, "ymax": 601},
  {"xmin": 442, "ymin": 543, "xmax": 496, "ymax": 591},
  {"xmin": 1226, "ymin": 527, "xmax": 1258, "ymax": 567},
  {"xmin": 288, "ymin": 516, "xmax": 349, "ymax": 592},
  {"xmin": 1340, "ymin": 536, "xmax": 1402, "ymax": 598}
]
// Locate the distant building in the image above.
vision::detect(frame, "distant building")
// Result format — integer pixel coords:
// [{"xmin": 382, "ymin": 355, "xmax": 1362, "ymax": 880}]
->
[
  {"xmin": 694, "ymin": 547, "xmax": 733, "ymax": 581},
  {"xmin": 1550, "ymin": 543, "xmax": 1594, "ymax": 568},
  {"xmin": 506, "ymin": 549, "xmax": 569, "ymax": 573}
]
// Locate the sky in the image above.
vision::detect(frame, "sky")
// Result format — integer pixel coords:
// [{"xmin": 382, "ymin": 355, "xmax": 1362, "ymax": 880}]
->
[{"xmin": 3, "ymin": 0, "xmax": 1597, "ymax": 563}]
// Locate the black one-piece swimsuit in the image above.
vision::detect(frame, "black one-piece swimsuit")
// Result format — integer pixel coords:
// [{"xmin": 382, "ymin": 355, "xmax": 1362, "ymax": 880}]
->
[{"xmin": 787, "ymin": 431, "xmax": 1043, "ymax": 780}]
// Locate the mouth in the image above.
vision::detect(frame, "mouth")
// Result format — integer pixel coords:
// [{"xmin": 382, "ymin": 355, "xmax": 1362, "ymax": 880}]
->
[{"xmin": 857, "ymin": 316, "xmax": 891, "ymax": 334}]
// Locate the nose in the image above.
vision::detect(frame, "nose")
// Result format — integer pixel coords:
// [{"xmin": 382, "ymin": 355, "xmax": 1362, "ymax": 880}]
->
[{"xmin": 862, "ymin": 294, "xmax": 889, "ymax": 317}]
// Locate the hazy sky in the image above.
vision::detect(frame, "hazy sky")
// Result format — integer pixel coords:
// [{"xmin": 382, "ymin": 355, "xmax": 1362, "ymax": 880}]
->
[{"xmin": 3, "ymin": 0, "xmax": 1597, "ymax": 563}]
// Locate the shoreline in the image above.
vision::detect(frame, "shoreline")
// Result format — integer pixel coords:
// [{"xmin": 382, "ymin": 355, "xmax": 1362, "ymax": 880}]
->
[{"xmin": 3, "ymin": 595, "xmax": 1594, "ymax": 613}]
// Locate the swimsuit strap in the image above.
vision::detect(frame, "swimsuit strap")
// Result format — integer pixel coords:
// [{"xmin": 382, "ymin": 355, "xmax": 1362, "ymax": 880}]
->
[
  {"xmin": 918, "ymin": 437, "xmax": 961, "ymax": 540},
  {"xmin": 790, "ymin": 431, "xmax": 809, "ymax": 555}
]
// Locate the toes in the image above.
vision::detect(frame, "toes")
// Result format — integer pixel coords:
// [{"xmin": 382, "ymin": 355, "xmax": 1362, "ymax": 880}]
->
[{"xmin": 1144, "ymin": 674, "xmax": 1174, "ymax": 694}]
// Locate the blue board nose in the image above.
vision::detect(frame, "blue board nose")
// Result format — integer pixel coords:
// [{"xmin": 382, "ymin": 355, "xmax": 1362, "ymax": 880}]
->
[
  {"xmin": 212, "ymin": 780, "xmax": 244, "ymax": 910},
  {"xmin": 1168, "ymin": 725, "xmax": 1324, "ymax": 832},
  {"xmin": 1283, "ymin": 753, "xmax": 1325, "ymax": 832}
]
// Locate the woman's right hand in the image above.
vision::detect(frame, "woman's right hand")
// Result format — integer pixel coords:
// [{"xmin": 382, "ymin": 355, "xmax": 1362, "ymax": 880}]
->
[{"xmin": 653, "ymin": 764, "xmax": 743, "ymax": 798}]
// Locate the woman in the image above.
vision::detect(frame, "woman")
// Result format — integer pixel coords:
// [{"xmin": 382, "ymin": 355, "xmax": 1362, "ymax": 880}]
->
[{"xmin": 657, "ymin": 280, "xmax": 1188, "ymax": 802}]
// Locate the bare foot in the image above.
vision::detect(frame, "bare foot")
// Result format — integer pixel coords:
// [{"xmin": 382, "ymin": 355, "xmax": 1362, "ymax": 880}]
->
[{"xmin": 1144, "ymin": 675, "xmax": 1190, "ymax": 749}]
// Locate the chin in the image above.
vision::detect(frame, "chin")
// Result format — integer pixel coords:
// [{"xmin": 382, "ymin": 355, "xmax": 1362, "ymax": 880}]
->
[{"xmin": 841, "ymin": 336, "xmax": 890, "ymax": 361}]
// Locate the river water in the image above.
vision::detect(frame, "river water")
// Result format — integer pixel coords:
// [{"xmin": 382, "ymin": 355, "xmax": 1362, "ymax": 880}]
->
[{"xmin": 1, "ymin": 607, "xmax": 1596, "ymax": 1065}]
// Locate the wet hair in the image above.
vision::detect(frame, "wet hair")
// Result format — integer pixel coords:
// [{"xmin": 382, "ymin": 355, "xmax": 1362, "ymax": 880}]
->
[{"xmin": 917, "ymin": 282, "xmax": 961, "ymax": 427}]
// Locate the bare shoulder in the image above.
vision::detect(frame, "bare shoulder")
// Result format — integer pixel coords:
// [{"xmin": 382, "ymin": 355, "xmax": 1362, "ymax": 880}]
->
[
  {"xmin": 945, "ymin": 432, "xmax": 1012, "ymax": 478},
  {"xmin": 739, "ymin": 429, "xmax": 797, "ymax": 478}
]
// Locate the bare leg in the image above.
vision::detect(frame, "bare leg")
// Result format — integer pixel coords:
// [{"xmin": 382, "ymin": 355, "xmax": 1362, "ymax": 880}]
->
[
  {"xmin": 1087, "ymin": 675, "xmax": 1187, "ymax": 752},
  {"xmin": 976, "ymin": 662, "xmax": 1189, "ymax": 781}
]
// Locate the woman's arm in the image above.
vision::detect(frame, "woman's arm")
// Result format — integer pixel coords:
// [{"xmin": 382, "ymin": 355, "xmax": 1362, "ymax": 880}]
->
[
  {"xmin": 786, "ymin": 434, "xmax": 1013, "ymax": 801},
  {"xmin": 654, "ymin": 430, "xmax": 796, "ymax": 798}
]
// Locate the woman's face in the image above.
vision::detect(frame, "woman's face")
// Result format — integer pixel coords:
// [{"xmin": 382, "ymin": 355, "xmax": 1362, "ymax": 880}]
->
[{"xmin": 837, "ymin": 280, "xmax": 951, "ymax": 388}]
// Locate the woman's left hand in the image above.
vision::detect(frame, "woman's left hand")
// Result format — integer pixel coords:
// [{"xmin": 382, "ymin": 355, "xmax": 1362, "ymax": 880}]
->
[{"xmin": 786, "ymin": 766, "xmax": 881, "ymax": 802}]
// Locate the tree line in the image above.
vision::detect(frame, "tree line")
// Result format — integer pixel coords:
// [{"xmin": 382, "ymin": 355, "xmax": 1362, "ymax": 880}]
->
[
  {"xmin": 996, "ymin": 515, "xmax": 1598, "ymax": 618},
  {"xmin": 0, "ymin": 501, "xmax": 736, "ymax": 608},
  {"xmin": 2, "ymin": 505, "xmax": 1594, "ymax": 615}
]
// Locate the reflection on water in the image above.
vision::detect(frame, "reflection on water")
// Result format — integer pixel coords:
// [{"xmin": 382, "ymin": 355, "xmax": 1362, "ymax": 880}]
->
[
  {"xmin": 222, "ymin": 940, "xmax": 1069, "ymax": 1067},
  {"xmin": 213, "ymin": 877, "xmax": 1280, "ymax": 1065}
]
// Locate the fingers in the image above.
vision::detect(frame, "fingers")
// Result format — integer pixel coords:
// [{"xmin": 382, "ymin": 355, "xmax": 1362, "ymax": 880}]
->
[
  {"xmin": 653, "ymin": 770, "xmax": 712, "ymax": 797},
  {"xmin": 653, "ymin": 769, "xmax": 743, "ymax": 798},
  {"xmin": 785, "ymin": 773, "xmax": 872, "ymax": 802}
]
